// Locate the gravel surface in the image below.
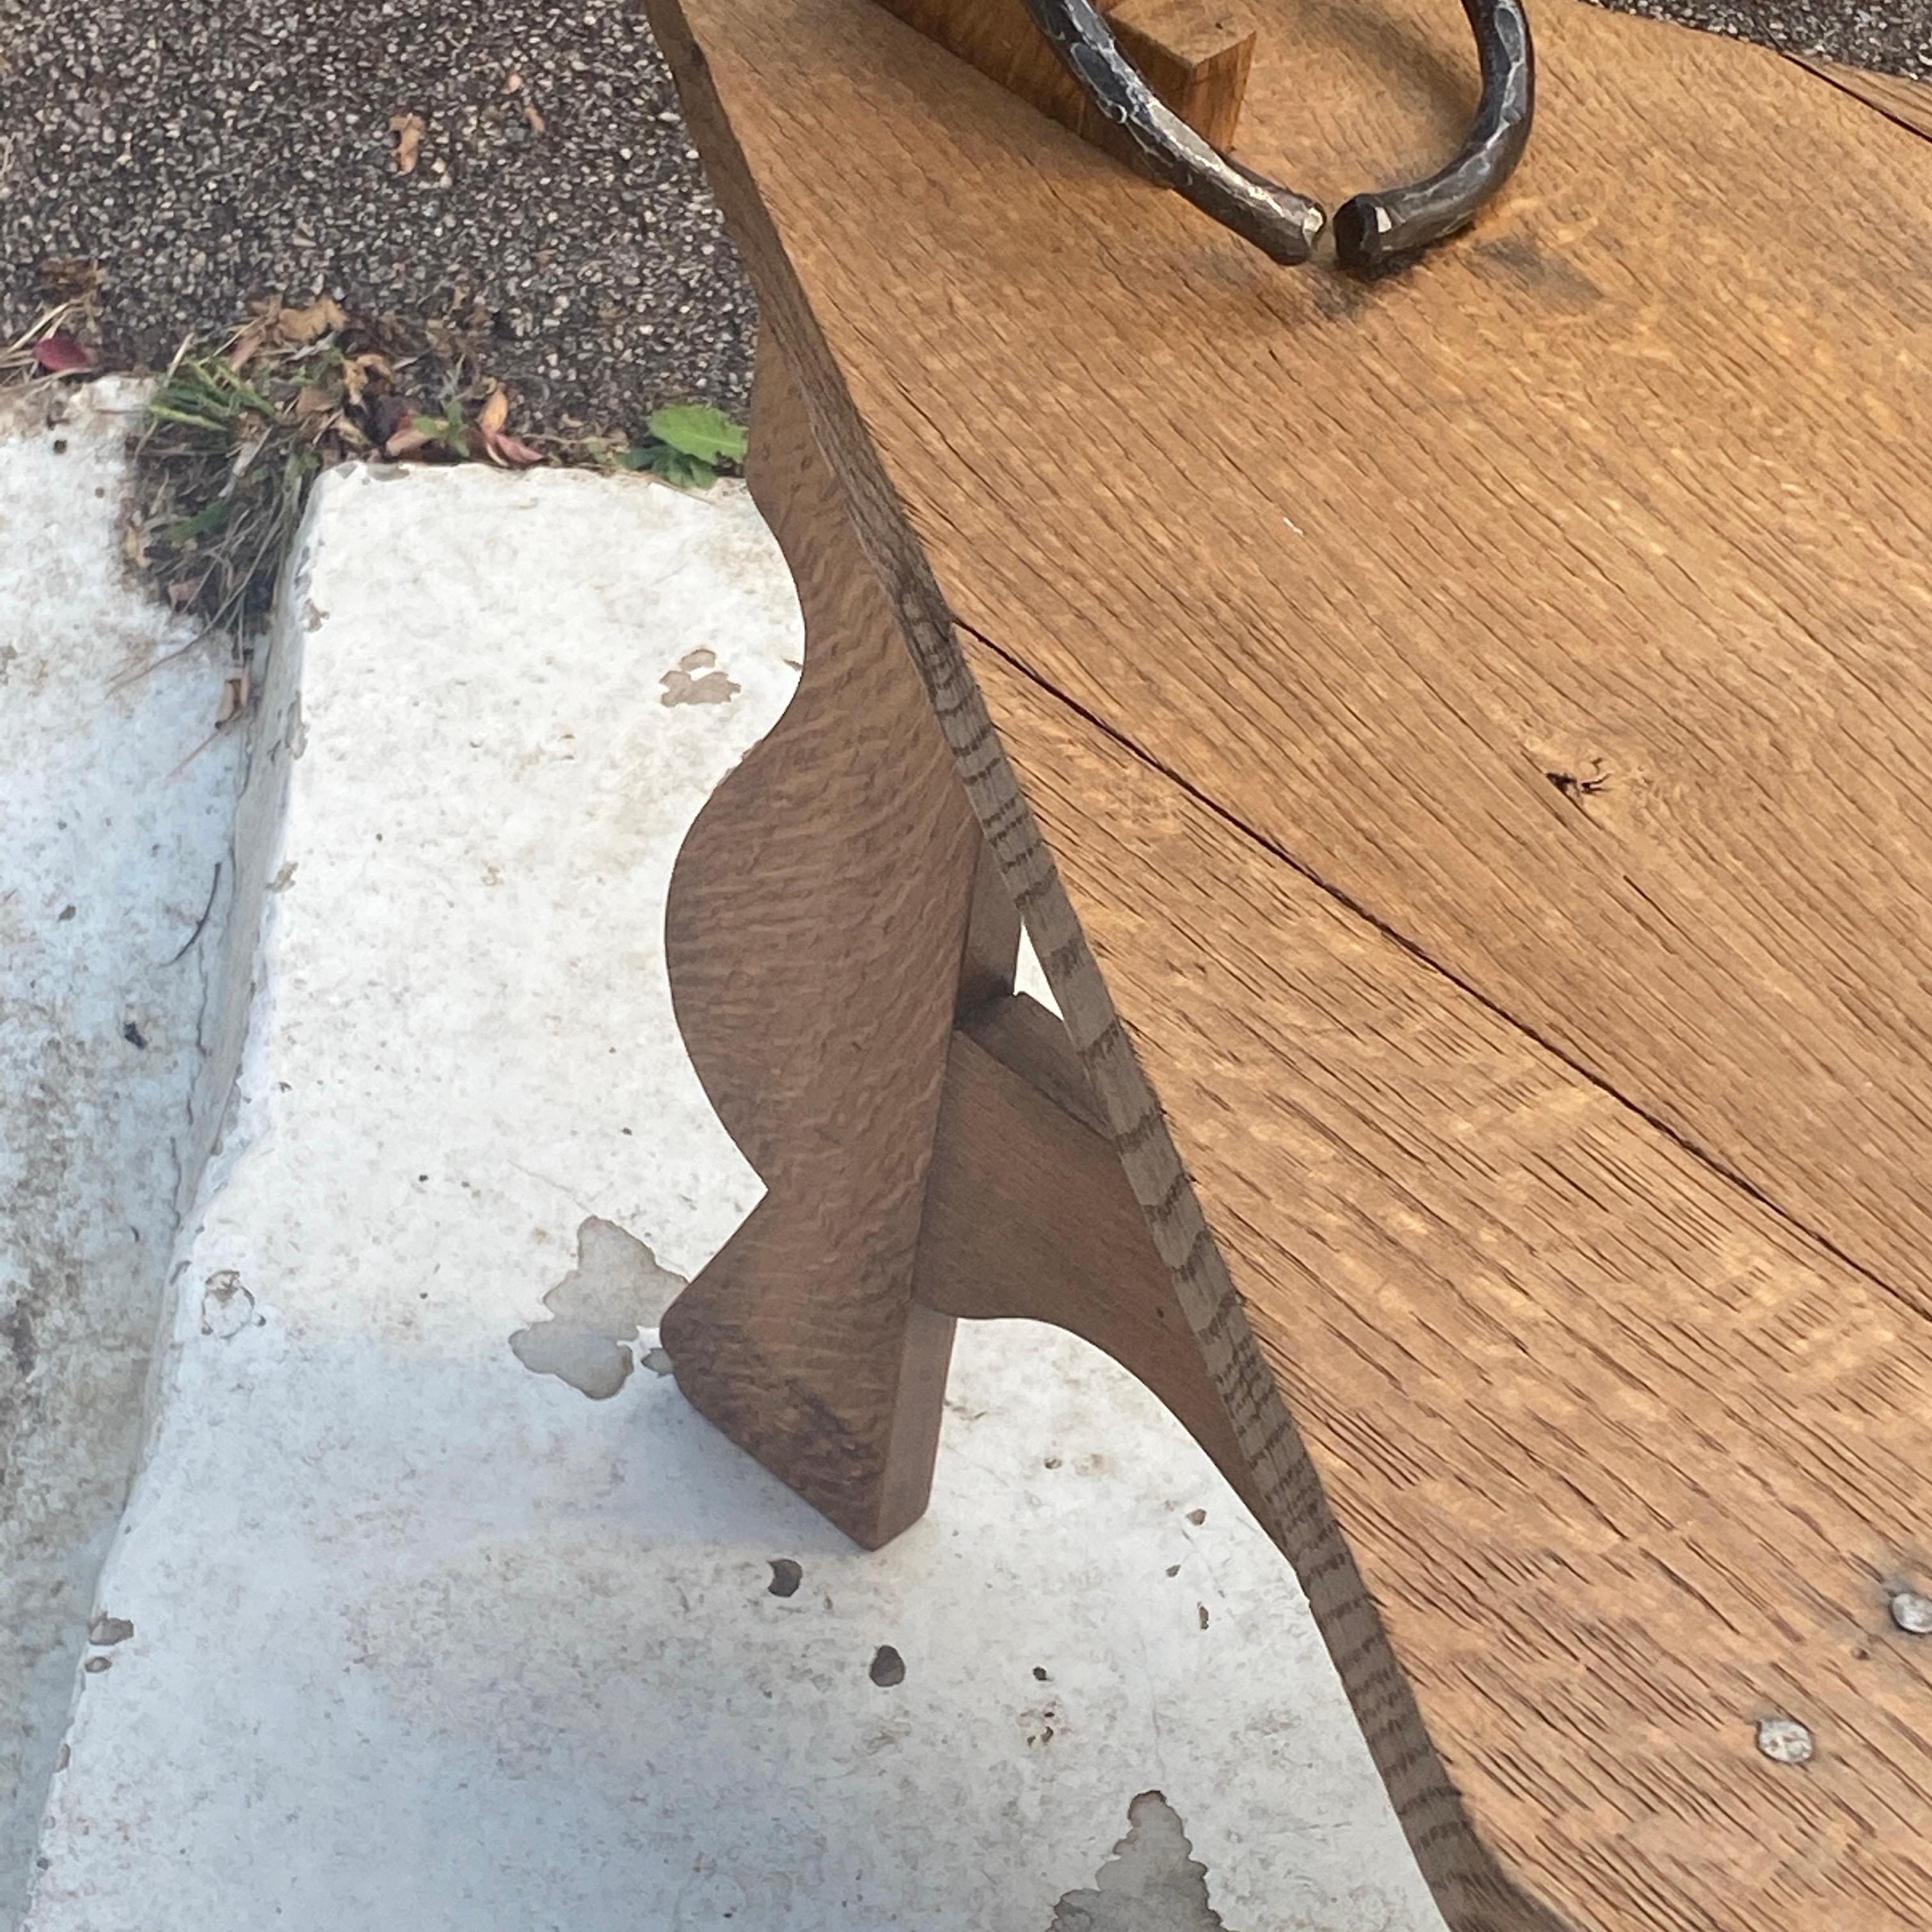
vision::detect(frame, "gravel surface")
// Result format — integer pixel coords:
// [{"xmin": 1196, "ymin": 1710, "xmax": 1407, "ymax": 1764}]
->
[
  {"xmin": 0, "ymin": 1, "xmax": 756, "ymax": 436},
  {"xmin": 1597, "ymin": 0, "xmax": 1932, "ymax": 79},
  {"xmin": 0, "ymin": 0, "xmax": 1926, "ymax": 441}
]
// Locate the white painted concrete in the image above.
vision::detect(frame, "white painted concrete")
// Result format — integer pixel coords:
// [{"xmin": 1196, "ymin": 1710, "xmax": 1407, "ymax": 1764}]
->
[
  {"xmin": 0, "ymin": 380, "xmax": 250, "ymax": 1924},
  {"xmin": 20, "ymin": 459, "xmax": 1443, "ymax": 1931}
]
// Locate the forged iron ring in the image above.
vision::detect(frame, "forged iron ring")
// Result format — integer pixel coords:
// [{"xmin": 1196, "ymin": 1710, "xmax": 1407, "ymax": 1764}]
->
[{"xmin": 1020, "ymin": 0, "xmax": 1535, "ymax": 273}]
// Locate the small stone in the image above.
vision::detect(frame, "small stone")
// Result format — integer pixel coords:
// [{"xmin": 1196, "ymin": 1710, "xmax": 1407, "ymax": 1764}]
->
[
  {"xmin": 767, "ymin": 1558, "xmax": 802, "ymax": 1598},
  {"xmin": 88, "ymin": 1613, "xmax": 134, "ymax": 1646},
  {"xmin": 1756, "ymin": 1717, "xmax": 1814, "ymax": 1765},
  {"xmin": 868, "ymin": 1644, "xmax": 905, "ymax": 1688},
  {"xmin": 1890, "ymin": 1589, "xmax": 1932, "ymax": 1636},
  {"xmin": 82, "ymin": 1656, "xmax": 112, "ymax": 1675},
  {"xmin": 1186, "ymin": 1508, "xmax": 1207, "ymax": 1526}
]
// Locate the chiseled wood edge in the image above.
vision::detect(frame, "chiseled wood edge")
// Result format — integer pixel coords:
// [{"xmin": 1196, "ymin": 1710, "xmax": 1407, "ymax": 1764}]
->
[
  {"xmin": 1789, "ymin": 55, "xmax": 1932, "ymax": 142},
  {"xmin": 659, "ymin": 339, "xmax": 1013, "ymax": 1551},
  {"xmin": 643, "ymin": 3, "xmax": 1563, "ymax": 1922}
]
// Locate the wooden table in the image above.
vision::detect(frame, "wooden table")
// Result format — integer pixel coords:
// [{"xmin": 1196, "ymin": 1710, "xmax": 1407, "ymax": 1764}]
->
[{"xmin": 643, "ymin": 0, "xmax": 1932, "ymax": 1924}]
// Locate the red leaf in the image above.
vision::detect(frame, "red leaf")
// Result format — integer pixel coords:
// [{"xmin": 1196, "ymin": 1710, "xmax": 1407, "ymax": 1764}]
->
[
  {"xmin": 481, "ymin": 429, "xmax": 545, "ymax": 468},
  {"xmin": 33, "ymin": 333, "xmax": 91, "ymax": 375}
]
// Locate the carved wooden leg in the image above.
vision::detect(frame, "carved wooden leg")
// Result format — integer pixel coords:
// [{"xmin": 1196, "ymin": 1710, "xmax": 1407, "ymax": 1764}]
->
[{"xmin": 661, "ymin": 339, "xmax": 1018, "ymax": 1549}]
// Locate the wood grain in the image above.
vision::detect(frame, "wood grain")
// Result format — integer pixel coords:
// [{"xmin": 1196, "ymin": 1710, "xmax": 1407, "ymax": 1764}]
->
[
  {"xmin": 645, "ymin": 0, "xmax": 1932, "ymax": 1921},
  {"xmin": 659, "ymin": 341, "xmax": 1009, "ymax": 1549},
  {"xmin": 647, "ymin": 0, "xmax": 1932, "ymax": 1319},
  {"xmin": 967, "ymin": 638, "xmax": 1932, "ymax": 1932},
  {"xmin": 868, "ymin": 0, "xmax": 1255, "ymax": 151}
]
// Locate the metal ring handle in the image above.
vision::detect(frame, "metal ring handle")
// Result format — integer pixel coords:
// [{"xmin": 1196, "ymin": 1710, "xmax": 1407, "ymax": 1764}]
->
[
  {"xmin": 1020, "ymin": 0, "xmax": 1326, "ymax": 266},
  {"xmin": 1333, "ymin": 0, "xmax": 1535, "ymax": 273},
  {"xmin": 1021, "ymin": 0, "xmax": 1535, "ymax": 273}
]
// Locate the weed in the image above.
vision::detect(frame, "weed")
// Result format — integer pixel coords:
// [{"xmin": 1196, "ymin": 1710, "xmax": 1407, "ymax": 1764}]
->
[{"xmin": 604, "ymin": 402, "xmax": 749, "ymax": 489}]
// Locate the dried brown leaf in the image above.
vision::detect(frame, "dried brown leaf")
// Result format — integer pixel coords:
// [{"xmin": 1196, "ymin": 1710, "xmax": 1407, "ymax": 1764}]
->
[
  {"xmin": 383, "ymin": 425, "xmax": 433, "ymax": 459},
  {"xmin": 275, "ymin": 296, "xmax": 349, "ymax": 346},
  {"xmin": 505, "ymin": 70, "xmax": 523, "ymax": 93},
  {"xmin": 341, "ymin": 352, "xmax": 394, "ymax": 406},
  {"xmin": 390, "ymin": 111, "xmax": 425, "ymax": 175},
  {"xmin": 215, "ymin": 668, "xmax": 250, "ymax": 727},
  {"xmin": 524, "ymin": 102, "xmax": 547, "ymax": 135},
  {"xmin": 477, "ymin": 388, "xmax": 509, "ymax": 436},
  {"xmin": 38, "ymin": 256, "xmax": 103, "ymax": 300}
]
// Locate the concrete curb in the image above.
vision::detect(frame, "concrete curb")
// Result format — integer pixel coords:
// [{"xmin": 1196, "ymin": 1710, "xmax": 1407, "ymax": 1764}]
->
[{"xmin": 16, "ymin": 458, "xmax": 1434, "ymax": 1932}]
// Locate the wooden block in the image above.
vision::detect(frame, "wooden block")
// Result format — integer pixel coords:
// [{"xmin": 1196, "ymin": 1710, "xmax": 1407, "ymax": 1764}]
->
[
  {"xmin": 868, "ymin": 0, "xmax": 1254, "ymax": 152},
  {"xmin": 1107, "ymin": 0, "xmax": 1254, "ymax": 149}
]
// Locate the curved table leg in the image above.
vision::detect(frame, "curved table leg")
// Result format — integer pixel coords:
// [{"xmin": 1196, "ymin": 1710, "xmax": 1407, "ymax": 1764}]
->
[{"xmin": 661, "ymin": 337, "xmax": 1018, "ymax": 1550}]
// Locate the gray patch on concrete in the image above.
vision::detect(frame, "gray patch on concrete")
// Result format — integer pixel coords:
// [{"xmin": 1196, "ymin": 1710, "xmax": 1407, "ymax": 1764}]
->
[
  {"xmin": 198, "ymin": 1271, "xmax": 261, "ymax": 1340},
  {"xmin": 86, "ymin": 1616, "xmax": 134, "ymax": 1648},
  {"xmin": 1048, "ymin": 1792, "xmax": 1231, "ymax": 1932},
  {"xmin": 661, "ymin": 648, "xmax": 741, "ymax": 707},
  {"xmin": 508, "ymin": 1216, "xmax": 685, "ymax": 1400}
]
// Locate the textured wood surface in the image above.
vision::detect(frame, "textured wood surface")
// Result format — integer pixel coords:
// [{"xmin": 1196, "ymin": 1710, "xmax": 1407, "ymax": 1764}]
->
[
  {"xmin": 645, "ymin": 0, "xmax": 1932, "ymax": 1922},
  {"xmin": 966, "ymin": 631, "xmax": 1932, "ymax": 1932},
  {"xmin": 660, "ymin": 342, "xmax": 1009, "ymax": 1549},
  {"xmin": 869, "ymin": 0, "xmax": 1254, "ymax": 151},
  {"xmin": 650, "ymin": 0, "xmax": 1932, "ymax": 1315}
]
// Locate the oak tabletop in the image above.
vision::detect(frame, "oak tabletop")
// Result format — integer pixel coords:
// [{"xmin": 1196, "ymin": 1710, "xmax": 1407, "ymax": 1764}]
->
[{"xmin": 646, "ymin": 0, "xmax": 1932, "ymax": 1922}]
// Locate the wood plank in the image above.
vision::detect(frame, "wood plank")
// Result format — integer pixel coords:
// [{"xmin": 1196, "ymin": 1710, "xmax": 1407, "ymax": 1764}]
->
[
  {"xmin": 659, "ymin": 340, "xmax": 1008, "ymax": 1549},
  {"xmin": 964, "ymin": 637, "xmax": 1932, "ymax": 1932},
  {"xmin": 1107, "ymin": 0, "xmax": 1255, "ymax": 149},
  {"xmin": 645, "ymin": 0, "xmax": 1932, "ymax": 1318}
]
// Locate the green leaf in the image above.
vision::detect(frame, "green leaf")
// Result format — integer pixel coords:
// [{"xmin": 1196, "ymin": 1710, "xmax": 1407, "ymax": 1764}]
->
[
  {"xmin": 613, "ymin": 440, "xmax": 716, "ymax": 488},
  {"xmin": 147, "ymin": 403, "xmax": 236, "ymax": 437},
  {"xmin": 165, "ymin": 498, "xmax": 231, "ymax": 544},
  {"xmin": 654, "ymin": 447, "xmax": 717, "ymax": 489},
  {"xmin": 646, "ymin": 403, "xmax": 747, "ymax": 466}
]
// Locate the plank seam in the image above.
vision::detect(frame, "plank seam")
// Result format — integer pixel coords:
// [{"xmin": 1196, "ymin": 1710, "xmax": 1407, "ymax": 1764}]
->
[
  {"xmin": 950, "ymin": 611, "xmax": 1920, "ymax": 1319},
  {"xmin": 1785, "ymin": 54, "xmax": 1932, "ymax": 142}
]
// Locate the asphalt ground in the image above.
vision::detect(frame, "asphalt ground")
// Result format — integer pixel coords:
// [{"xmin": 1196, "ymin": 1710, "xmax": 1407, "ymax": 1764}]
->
[{"xmin": 0, "ymin": 0, "xmax": 1927, "ymax": 441}]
